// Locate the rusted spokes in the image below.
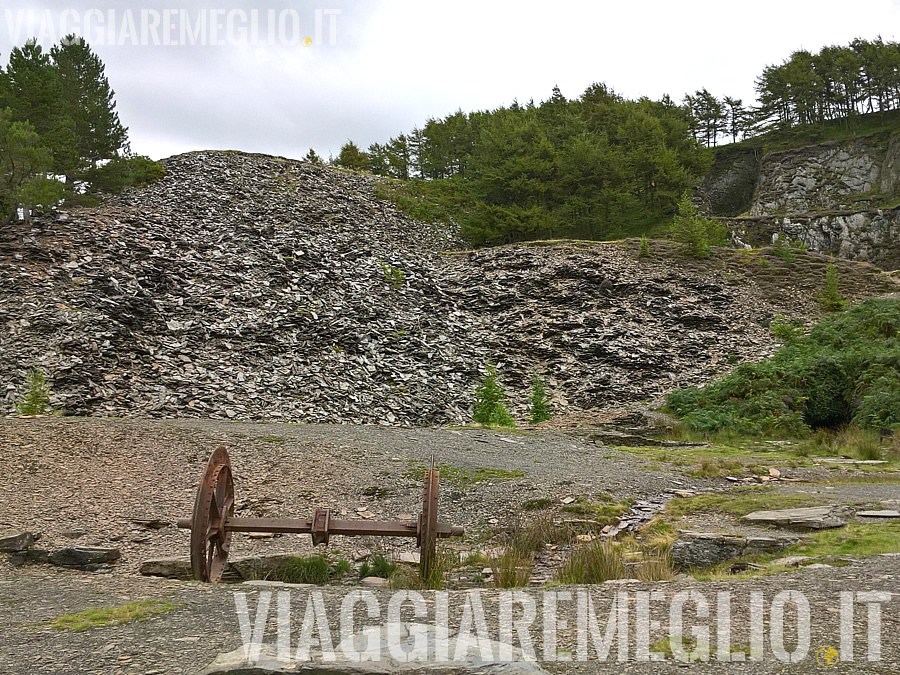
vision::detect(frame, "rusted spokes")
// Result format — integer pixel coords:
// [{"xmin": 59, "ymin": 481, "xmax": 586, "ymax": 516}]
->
[{"xmin": 190, "ymin": 446, "xmax": 235, "ymax": 582}]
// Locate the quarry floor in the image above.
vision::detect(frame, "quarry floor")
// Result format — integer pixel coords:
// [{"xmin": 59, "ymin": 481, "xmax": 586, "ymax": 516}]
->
[{"xmin": 1, "ymin": 417, "xmax": 899, "ymax": 674}]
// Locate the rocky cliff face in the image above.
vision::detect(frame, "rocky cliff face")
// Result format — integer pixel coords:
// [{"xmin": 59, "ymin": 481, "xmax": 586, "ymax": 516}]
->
[
  {"xmin": 750, "ymin": 132, "xmax": 900, "ymax": 216},
  {"xmin": 1, "ymin": 151, "xmax": 895, "ymax": 424},
  {"xmin": 702, "ymin": 130, "xmax": 900, "ymax": 269}
]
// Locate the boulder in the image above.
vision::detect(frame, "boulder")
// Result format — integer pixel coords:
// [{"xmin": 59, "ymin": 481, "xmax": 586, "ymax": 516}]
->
[
  {"xmin": 671, "ymin": 531, "xmax": 799, "ymax": 569},
  {"xmin": 743, "ymin": 505, "xmax": 850, "ymax": 530}
]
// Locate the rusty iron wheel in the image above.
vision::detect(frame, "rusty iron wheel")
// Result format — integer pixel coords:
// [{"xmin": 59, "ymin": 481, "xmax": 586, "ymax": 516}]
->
[
  {"xmin": 190, "ymin": 445, "xmax": 235, "ymax": 582},
  {"xmin": 418, "ymin": 458, "xmax": 440, "ymax": 581}
]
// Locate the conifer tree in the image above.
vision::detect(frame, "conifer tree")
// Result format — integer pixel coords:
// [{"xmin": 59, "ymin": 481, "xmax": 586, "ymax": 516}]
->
[{"xmin": 51, "ymin": 36, "xmax": 127, "ymax": 172}]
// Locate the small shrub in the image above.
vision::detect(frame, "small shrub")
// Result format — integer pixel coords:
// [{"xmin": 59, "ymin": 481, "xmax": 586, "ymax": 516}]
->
[
  {"xmin": 771, "ymin": 236, "xmax": 797, "ymax": 265},
  {"xmin": 489, "ymin": 550, "xmax": 533, "ymax": 588},
  {"xmin": 638, "ymin": 235, "xmax": 651, "ymax": 258},
  {"xmin": 556, "ymin": 539, "xmax": 626, "ymax": 584},
  {"xmin": 669, "ymin": 190, "xmax": 728, "ymax": 259},
  {"xmin": 85, "ymin": 155, "xmax": 166, "ymax": 194},
  {"xmin": 15, "ymin": 368, "xmax": 52, "ymax": 415},
  {"xmin": 359, "ymin": 554, "xmax": 397, "ymax": 579},
  {"xmin": 770, "ymin": 314, "xmax": 804, "ymax": 345},
  {"xmin": 507, "ymin": 514, "xmax": 571, "ymax": 555},
  {"xmin": 818, "ymin": 264, "xmax": 847, "ymax": 312},
  {"xmin": 522, "ymin": 498, "xmax": 552, "ymax": 511},
  {"xmin": 378, "ymin": 258, "xmax": 406, "ymax": 289},
  {"xmin": 528, "ymin": 375, "xmax": 553, "ymax": 424},
  {"xmin": 473, "ymin": 363, "xmax": 515, "ymax": 427}
]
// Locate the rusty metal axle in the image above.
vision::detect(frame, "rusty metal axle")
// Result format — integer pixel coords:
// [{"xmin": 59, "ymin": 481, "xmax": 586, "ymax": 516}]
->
[{"xmin": 177, "ymin": 446, "xmax": 464, "ymax": 583}]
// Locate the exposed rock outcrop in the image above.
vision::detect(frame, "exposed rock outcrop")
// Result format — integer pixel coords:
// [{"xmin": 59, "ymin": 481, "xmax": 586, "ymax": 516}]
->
[{"xmin": 702, "ymin": 130, "xmax": 900, "ymax": 269}]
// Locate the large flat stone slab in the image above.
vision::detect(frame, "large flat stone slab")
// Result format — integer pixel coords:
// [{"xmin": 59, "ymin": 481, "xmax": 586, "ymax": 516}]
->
[
  {"xmin": 857, "ymin": 510, "xmax": 900, "ymax": 518},
  {"xmin": 743, "ymin": 505, "xmax": 850, "ymax": 530},
  {"xmin": 201, "ymin": 623, "xmax": 549, "ymax": 674}
]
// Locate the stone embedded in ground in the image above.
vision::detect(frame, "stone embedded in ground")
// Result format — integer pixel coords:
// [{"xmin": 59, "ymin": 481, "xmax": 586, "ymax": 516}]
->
[
  {"xmin": 743, "ymin": 535, "xmax": 801, "ymax": 556},
  {"xmin": 360, "ymin": 576, "xmax": 389, "ymax": 588},
  {"xmin": 140, "ymin": 557, "xmax": 193, "ymax": 580},
  {"xmin": 671, "ymin": 531, "xmax": 799, "ymax": 569},
  {"xmin": 140, "ymin": 553, "xmax": 312, "ymax": 582},
  {"xmin": 742, "ymin": 505, "xmax": 850, "ymax": 530},
  {"xmin": 201, "ymin": 623, "xmax": 550, "ymax": 674},
  {"xmin": 47, "ymin": 546, "xmax": 120, "ymax": 569},
  {"xmin": 393, "ymin": 551, "xmax": 420, "ymax": 565},
  {"xmin": 0, "ymin": 531, "xmax": 39, "ymax": 552},
  {"xmin": 671, "ymin": 532, "xmax": 745, "ymax": 568},
  {"xmin": 857, "ymin": 510, "xmax": 900, "ymax": 518},
  {"xmin": 769, "ymin": 555, "xmax": 815, "ymax": 568}
]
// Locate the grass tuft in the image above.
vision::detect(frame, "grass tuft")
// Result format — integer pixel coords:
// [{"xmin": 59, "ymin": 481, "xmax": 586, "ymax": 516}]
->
[{"xmin": 50, "ymin": 600, "xmax": 174, "ymax": 631}]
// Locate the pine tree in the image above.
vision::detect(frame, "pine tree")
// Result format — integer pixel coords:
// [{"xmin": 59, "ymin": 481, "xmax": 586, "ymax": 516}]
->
[
  {"xmin": 335, "ymin": 140, "xmax": 369, "ymax": 172},
  {"xmin": 528, "ymin": 375, "xmax": 553, "ymax": 424},
  {"xmin": 670, "ymin": 190, "xmax": 727, "ymax": 258},
  {"xmin": 638, "ymin": 235, "xmax": 651, "ymax": 258},
  {"xmin": 0, "ymin": 108, "xmax": 64, "ymax": 223},
  {"xmin": 2, "ymin": 40, "xmax": 77, "ymax": 176},
  {"xmin": 14, "ymin": 368, "xmax": 52, "ymax": 415},
  {"xmin": 818, "ymin": 264, "xmax": 847, "ymax": 312},
  {"xmin": 51, "ymin": 36, "xmax": 127, "ymax": 174},
  {"xmin": 473, "ymin": 363, "xmax": 515, "ymax": 427},
  {"xmin": 303, "ymin": 148, "xmax": 323, "ymax": 165}
]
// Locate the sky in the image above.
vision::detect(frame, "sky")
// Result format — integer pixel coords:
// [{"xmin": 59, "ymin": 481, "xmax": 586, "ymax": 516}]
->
[{"xmin": 2, "ymin": 0, "xmax": 900, "ymax": 161}]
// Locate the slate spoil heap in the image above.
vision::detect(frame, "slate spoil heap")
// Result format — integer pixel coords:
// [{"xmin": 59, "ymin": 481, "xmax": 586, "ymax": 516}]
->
[{"xmin": 1, "ymin": 151, "xmax": 895, "ymax": 424}]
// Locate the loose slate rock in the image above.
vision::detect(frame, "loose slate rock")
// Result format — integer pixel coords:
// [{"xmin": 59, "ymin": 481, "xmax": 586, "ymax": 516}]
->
[
  {"xmin": 3, "ymin": 150, "xmax": 889, "ymax": 425},
  {"xmin": 48, "ymin": 546, "xmax": 120, "ymax": 569},
  {"xmin": 743, "ymin": 505, "xmax": 850, "ymax": 530},
  {"xmin": 0, "ymin": 531, "xmax": 39, "ymax": 552}
]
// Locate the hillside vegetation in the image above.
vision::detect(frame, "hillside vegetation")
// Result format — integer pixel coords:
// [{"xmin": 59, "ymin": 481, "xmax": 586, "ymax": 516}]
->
[{"xmin": 667, "ymin": 298, "xmax": 900, "ymax": 434}]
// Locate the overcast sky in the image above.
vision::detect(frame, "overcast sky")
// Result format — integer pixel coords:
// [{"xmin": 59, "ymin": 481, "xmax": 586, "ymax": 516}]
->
[{"xmin": 3, "ymin": 0, "xmax": 900, "ymax": 161}]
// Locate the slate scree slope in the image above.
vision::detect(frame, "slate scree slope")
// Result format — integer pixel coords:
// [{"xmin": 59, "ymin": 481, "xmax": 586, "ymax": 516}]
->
[{"xmin": 1, "ymin": 151, "xmax": 894, "ymax": 424}]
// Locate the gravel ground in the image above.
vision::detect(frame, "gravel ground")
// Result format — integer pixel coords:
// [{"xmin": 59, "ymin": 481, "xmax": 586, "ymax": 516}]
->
[
  {"xmin": 2, "ymin": 417, "xmax": 899, "ymax": 674},
  {"xmin": 1, "ymin": 557, "xmax": 898, "ymax": 674},
  {"xmin": 0, "ymin": 417, "xmax": 726, "ymax": 574}
]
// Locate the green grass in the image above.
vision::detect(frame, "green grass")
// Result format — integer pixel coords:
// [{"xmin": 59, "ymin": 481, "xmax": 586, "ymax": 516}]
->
[
  {"xmin": 560, "ymin": 499, "xmax": 630, "ymax": 524},
  {"xmin": 271, "ymin": 555, "xmax": 351, "ymax": 584},
  {"xmin": 359, "ymin": 554, "xmax": 397, "ymax": 579},
  {"xmin": 404, "ymin": 461, "xmax": 523, "ymax": 486},
  {"xmin": 786, "ymin": 521, "xmax": 900, "ymax": 557},
  {"xmin": 50, "ymin": 600, "xmax": 175, "ymax": 631}
]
